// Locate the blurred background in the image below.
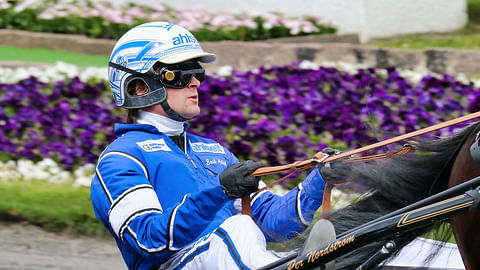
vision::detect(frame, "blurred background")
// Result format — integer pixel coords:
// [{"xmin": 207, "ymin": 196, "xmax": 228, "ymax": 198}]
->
[{"xmin": 0, "ymin": 0, "xmax": 477, "ymax": 269}]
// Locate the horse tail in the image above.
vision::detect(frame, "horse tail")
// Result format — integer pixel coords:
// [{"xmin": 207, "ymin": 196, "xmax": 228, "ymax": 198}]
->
[{"xmin": 325, "ymin": 122, "xmax": 480, "ymax": 269}]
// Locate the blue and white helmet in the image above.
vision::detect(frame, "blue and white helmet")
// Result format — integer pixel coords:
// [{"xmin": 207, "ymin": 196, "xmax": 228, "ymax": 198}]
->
[{"xmin": 108, "ymin": 22, "xmax": 216, "ymax": 109}]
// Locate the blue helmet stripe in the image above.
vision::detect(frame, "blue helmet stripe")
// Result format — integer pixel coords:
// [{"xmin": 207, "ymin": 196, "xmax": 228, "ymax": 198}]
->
[
  {"xmin": 110, "ymin": 40, "xmax": 151, "ymax": 61},
  {"xmin": 136, "ymin": 23, "xmax": 175, "ymax": 31},
  {"xmin": 129, "ymin": 41, "xmax": 164, "ymax": 62}
]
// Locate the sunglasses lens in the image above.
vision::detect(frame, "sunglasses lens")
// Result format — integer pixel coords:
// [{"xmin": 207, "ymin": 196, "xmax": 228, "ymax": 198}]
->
[
  {"xmin": 178, "ymin": 74, "xmax": 192, "ymax": 87},
  {"xmin": 160, "ymin": 66, "xmax": 205, "ymax": 88},
  {"xmin": 195, "ymin": 72, "xmax": 205, "ymax": 82}
]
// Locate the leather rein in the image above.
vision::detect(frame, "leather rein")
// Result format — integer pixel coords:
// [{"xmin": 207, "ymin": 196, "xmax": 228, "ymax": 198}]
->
[{"xmin": 241, "ymin": 111, "xmax": 480, "ymax": 216}]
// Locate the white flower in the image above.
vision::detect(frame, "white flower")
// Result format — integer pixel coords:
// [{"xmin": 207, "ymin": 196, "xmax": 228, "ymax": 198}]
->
[
  {"xmin": 269, "ymin": 184, "xmax": 289, "ymax": 195},
  {"xmin": 0, "ymin": 61, "xmax": 108, "ymax": 84},
  {"xmin": 1, "ymin": 59, "xmax": 478, "ymax": 89},
  {"xmin": 460, "ymin": 75, "xmax": 480, "ymax": 88},
  {"xmin": 37, "ymin": 158, "xmax": 57, "ymax": 168},
  {"xmin": 0, "ymin": 160, "xmax": 21, "ymax": 181},
  {"xmin": 79, "ymin": 67, "xmax": 108, "ymax": 82},
  {"xmin": 74, "ymin": 163, "xmax": 95, "ymax": 178},
  {"xmin": 215, "ymin": 65, "xmax": 233, "ymax": 77},
  {"xmin": 0, "ymin": 170, "xmax": 21, "ymax": 182},
  {"xmin": 0, "ymin": 159, "xmax": 97, "ymax": 187},
  {"xmin": 299, "ymin": 60, "xmax": 320, "ymax": 70},
  {"xmin": 73, "ymin": 176, "xmax": 92, "ymax": 187},
  {"xmin": 331, "ymin": 189, "xmax": 359, "ymax": 209},
  {"xmin": 49, "ymin": 171, "xmax": 73, "ymax": 184},
  {"xmin": 17, "ymin": 160, "xmax": 35, "ymax": 179}
]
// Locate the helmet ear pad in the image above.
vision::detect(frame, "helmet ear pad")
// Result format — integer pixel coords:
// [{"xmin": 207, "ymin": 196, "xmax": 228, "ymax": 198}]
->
[{"xmin": 122, "ymin": 74, "xmax": 167, "ymax": 109}]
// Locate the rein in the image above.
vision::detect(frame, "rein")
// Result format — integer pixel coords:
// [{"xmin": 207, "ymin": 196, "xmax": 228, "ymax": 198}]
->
[{"xmin": 242, "ymin": 111, "xmax": 480, "ymax": 216}]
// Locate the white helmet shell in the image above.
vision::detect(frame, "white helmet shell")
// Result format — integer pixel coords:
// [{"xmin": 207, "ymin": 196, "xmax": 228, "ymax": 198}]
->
[{"xmin": 108, "ymin": 22, "xmax": 216, "ymax": 107}]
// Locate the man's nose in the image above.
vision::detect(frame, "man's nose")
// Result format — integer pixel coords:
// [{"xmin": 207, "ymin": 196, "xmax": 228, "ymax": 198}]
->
[{"xmin": 189, "ymin": 76, "xmax": 201, "ymax": 88}]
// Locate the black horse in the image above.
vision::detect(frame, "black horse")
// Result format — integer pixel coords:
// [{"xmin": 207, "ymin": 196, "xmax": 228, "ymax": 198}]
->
[{"xmin": 326, "ymin": 121, "xmax": 480, "ymax": 269}]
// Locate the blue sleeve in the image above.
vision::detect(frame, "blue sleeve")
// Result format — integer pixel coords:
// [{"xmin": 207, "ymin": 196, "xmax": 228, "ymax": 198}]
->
[
  {"xmin": 90, "ymin": 151, "xmax": 230, "ymax": 264},
  {"xmin": 250, "ymin": 166, "xmax": 326, "ymax": 242}
]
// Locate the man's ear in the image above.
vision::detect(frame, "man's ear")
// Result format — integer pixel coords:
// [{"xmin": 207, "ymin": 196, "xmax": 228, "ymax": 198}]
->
[{"xmin": 135, "ymin": 81, "xmax": 149, "ymax": 95}]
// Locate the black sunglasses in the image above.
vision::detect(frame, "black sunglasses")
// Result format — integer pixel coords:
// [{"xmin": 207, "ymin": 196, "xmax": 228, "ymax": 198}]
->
[{"xmin": 158, "ymin": 62, "xmax": 205, "ymax": 89}]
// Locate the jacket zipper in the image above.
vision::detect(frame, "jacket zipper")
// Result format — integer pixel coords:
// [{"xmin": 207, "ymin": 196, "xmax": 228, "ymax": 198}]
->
[{"xmin": 184, "ymin": 134, "xmax": 197, "ymax": 168}]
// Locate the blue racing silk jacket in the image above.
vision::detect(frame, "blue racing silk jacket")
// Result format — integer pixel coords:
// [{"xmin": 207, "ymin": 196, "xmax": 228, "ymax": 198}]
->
[{"xmin": 90, "ymin": 123, "xmax": 326, "ymax": 270}]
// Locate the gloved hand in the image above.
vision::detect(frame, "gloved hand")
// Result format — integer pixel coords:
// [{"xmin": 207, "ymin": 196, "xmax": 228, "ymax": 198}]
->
[
  {"xmin": 318, "ymin": 162, "xmax": 351, "ymax": 184},
  {"xmin": 219, "ymin": 160, "xmax": 264, "ymax": 199},
  {"xmin": 318, "ymin": 147, "xmax": 350, "ymax": 184},
  {"xmin": 321, "ymin": 147, "xmax": 341, "ymax": 156}
]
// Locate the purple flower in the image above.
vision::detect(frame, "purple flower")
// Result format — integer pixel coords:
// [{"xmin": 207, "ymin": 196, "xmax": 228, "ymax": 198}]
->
[{"xmin": 1, "ymin": 65, "xmax": 479, "ymax": 171}]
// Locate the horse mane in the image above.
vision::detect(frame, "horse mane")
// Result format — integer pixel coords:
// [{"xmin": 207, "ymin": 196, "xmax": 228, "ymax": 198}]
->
[{"xmin": 327, "ymin": 121, "xmax": 480, "ymax": 269}]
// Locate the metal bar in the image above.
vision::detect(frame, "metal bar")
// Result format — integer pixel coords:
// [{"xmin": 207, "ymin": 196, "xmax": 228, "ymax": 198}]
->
[{"xmin": 355, "ymin": 240, "xmax": 399, "ymax": 270}]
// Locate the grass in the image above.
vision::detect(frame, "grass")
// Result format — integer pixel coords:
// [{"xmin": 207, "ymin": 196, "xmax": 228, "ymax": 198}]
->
[
  {"xmin": 368, "ymin": 0, "xmax": 480, "ymax": 50},
  {"xmin": 0, "ymin": 180, "xmax": 108, "ymax": 237},
  {"xmin": 0, "ymin": 178, "xmax": 457, "ymax": 245},
  {"xmin": 369, "ymin": 35, "xmax": 480, "ymax": 50},
  {"xmin": 423, "ymin": 223, "xmax": 456, "ymax": 244},
  {"xmin": 0, "ymin": 45, "xmax": 108, "ymax": 67}
]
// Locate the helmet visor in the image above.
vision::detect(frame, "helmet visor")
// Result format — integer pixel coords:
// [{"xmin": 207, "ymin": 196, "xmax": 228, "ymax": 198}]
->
[{"xmin": 159, "ymin": 62, "xmax": 205, "ymax": 89}]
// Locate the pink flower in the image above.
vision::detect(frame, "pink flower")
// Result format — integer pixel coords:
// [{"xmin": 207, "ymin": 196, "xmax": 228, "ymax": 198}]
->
[
  {"xmin": 125, "ymin": 6, "xmax": 146, "ymax": 18},
  {"xmin": 38, "ymin": 12, "xmax": 55, "ymax": 20},
  {"xmin": 13, "ymin": 0, "xmax": 38, "ymax": 12},
  {"xmin": 0, "ymin": 1, "xmax": 11, "ymax": 9},
  {"xmin": 152, "ymin": 5, "xmax": 166, "ymax": 12},
  {"xmin": 149, "ymin": 12, "xmax": 169, "ymax": 21},
  {"xmin": 301, "ymin": 21, "xmax": 316, "ymax": 33}
]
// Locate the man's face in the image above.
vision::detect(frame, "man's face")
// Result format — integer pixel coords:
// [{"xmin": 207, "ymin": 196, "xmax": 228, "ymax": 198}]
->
[
  {"xmin": 165, "ymin": 75, "xmax": 201, "ymax": 119},
  {"xmin": 141, "ymin": 61, "xmax": 204, "ymax": 119}
]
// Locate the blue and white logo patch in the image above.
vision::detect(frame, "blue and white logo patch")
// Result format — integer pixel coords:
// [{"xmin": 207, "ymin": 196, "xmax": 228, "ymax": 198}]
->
[
  {"xmin": 137, "ymin": 138, "xmax": 172, "ymax": 152},
  {"xmin": 190, "ymin": 142, "xmax": 226, "ymax": 154}
]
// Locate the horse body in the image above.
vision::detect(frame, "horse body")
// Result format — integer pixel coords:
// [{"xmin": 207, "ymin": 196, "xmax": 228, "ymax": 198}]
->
[
  {"xmin": 449, "ymin": 131, "xmax": 480, "ymax": 270},
  {"xmin": 326, "ymin": 122, "xmax": 480, "ymax": 269}
]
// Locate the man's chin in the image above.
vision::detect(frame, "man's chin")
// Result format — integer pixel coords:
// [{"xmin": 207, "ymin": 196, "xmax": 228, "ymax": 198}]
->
[{"xmin": 182, "ymin": 111, "xmax": 201, "ymax": 120}]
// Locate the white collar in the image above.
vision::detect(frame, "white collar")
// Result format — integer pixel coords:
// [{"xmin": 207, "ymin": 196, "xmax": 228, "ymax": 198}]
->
[{"xmin": 137, "ymin": 110, "xmax": 185, "ymax": 136}]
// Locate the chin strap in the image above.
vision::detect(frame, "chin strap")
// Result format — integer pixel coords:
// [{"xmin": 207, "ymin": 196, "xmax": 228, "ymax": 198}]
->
[{"xmin": 160, "ymin": 100, "xmax": 191, "ymax": 122}]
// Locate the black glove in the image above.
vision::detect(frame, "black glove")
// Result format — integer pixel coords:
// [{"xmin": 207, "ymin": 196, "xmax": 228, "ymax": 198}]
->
[
  {"xmin": 319, "ymin": 162, "xmax": 351, "ymax": 184},
  {"xmin": 219, "ymin": 160, "xmax": 264, "ymax": 199},
  {"xmin": 321, "ymin": 147, "xmax": 341, "ymax": 156},
  {"xmin": 318, "ymin": 147, "xmax": 349, "ymax": 184}
]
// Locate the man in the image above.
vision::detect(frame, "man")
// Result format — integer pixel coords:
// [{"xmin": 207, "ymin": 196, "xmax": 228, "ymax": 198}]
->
[{"xmin": 91, "ymin": 21, "xmax": 337, "ymax": 270}]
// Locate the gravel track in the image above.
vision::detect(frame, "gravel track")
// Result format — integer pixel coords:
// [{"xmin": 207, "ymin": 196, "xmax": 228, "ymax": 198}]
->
[{"xmin": 0, "ymin": 222, "xmax": 126, "ymax": 270}]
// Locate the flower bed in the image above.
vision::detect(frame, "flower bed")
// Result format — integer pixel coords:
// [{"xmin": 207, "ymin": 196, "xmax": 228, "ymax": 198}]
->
[
  {"xmin": 1, "ymin": 62, "xmax": 479, "ymax": 186},
  {"xmin": 0, "ymin": 0, "xmax": 336, "ymax": 41},
  {"xmin": 194, "ymin": 64, "xmax": 480, "ymax": 165},
  {"xmin": 0, "ymin": 158, "xmax": 94, "ymax": 187},
  {"xmin": 0, "ymin": 76, "xmax": 121, "ymax": 169}
]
